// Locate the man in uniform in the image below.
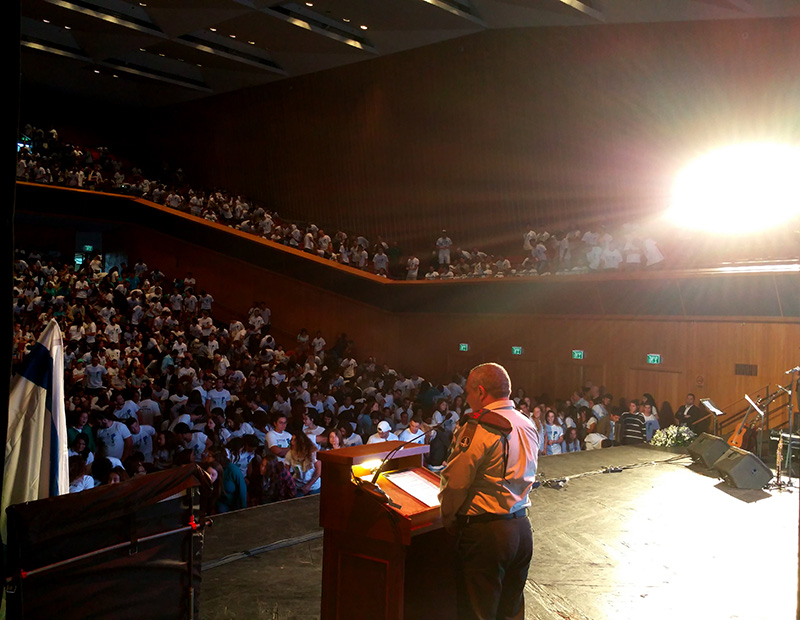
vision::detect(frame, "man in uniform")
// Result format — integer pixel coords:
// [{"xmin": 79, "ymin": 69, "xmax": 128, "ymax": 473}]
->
[{"xmin": 439, "ymin": 362, "xmax": 539, "ymax": 620}]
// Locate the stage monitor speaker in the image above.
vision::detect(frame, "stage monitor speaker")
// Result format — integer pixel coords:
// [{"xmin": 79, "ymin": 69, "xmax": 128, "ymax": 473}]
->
[
  {"xmin": 688, "ymin": 433, "xmax": 729, "ymax": 469},
  {"xmin": 713, "ymin": 446, "xmax": 773, "ymax": 489}
]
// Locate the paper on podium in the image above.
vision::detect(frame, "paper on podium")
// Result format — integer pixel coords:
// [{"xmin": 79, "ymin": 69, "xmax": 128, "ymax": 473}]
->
[{"xmin": 383, "ymin": 470, "xmax": 441, "ymax": 507}]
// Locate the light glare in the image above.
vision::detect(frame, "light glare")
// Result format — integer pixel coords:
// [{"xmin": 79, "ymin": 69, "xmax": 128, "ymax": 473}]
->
[{"xmin": 669, "ymin": 143, "xmax": 800, "ymax": 234}]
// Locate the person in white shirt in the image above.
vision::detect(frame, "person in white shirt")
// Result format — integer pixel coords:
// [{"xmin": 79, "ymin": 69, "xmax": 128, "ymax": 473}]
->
[
  {"xmin": 96, "ymin": 412, "xmax": 133, "ymax": 461},
  {"xmin": 174, "ymin": 422, "xmax": 209, "ymax": 462},
  {"xmin": 367, "ymin": 420, "xmax": 399, "ymax": 444},
  {"xmin": 206, "ymin": 378, "xmax": 232, "ymax": 413},
  {"xmin": 126, "ymin": 418, "xmax": 156, "ymax": 463},
  {"xmin": 113, "ymin": 391, "xmax": 140, "ymax": 420},
  {"xmin": 266, "ymin": 414, "xmax": 292, "ymax": 462},
  {"xmin": 600, "ymin": 242, "xmax": 623, "ymax": 270},
  {"xmin": 432, "ymin": 399, "xmax": 459, "ymax": 434},
  {"xmin": 398, "ymin": 417, "xmax": 426, "ymax": 444},
  {"xmin": 84, "ymin": 356, "xmax": 107, "ymax": 392},
  {"xmin": 436, "ymin": 231, "xmax": 452, "ymax": 265},
  {"xmin": 592, "ymin": 394, "xmax": 611, "ymax": 420}
]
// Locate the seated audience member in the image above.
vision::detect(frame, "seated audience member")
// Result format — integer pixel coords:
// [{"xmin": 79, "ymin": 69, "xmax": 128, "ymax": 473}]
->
[
  {"xmin": 531, "ymin": 406, "xmax": 546, "ymax": 456},
  {"xmin": 340, "ymin": 422, "xmax": 363, "ymax": 447},
  {"xmin": 173, "ymin": 422, "xmax": 210, "ymax": 462},
  {"xmin": 214, "ymin": 449, "xmax": 247, "ymax": 513},
  {"xmin": 564, "ymin": 427, "xmax": 581, "ymax": 453},
  {"xmin": 398, "ymin": 416, "xmax": 425, "ymax": 444},
  {"xmin": 68, "ymin": 432, "xmax": 95, "ymax": 466},
  {"xmin": 324, "ymin": 428, "xmax": 344, "ymax": 450},
  {"xmin": 201, "ymin": 460, "xmax": 224, "ymax": 515},
  {"xmin": 367, "ymin": 420, "xmax": 398, "ymax": 444},
  {"xmin": 544, "ymin": 410, "xmax": 564, "ymax": 455},
  {"xmin": 68, "ymin": 455, "xmax": 95, "ymax": 493},
  {"xmin": 583, "ymin": 430, "xmax": 608, "ymax": 450},
  {"xmin": 95, "ymin": 410, "xmax": 133, "ymax": 461},
  {"xmin": 259, "ymin": 450, "xmax": 297, "ymax": 503},
  {"xmin": 286, "ymin": 432, "xmax": 322, "ymax": 496},
  {"xmin": 125, "ymin": 417, "xmax": 156, "ymax": 463},
  {"xmin": 642, "ymin": 402, "xmax": 660, "ymax": 442},
  {"xmin": 67, "ymin": 409, "xmax": 97, "ymax": 454},
  {"xmin": 234, "ymin": 434, "xmax": 260, "ymax": 477},
  {"xmin": 107, "ymin": 466, "xmax": 129, "ymax": 484},
  {"xmin": 266, "ymin": 413, "xmax": 292, "ymax": 461},
  {"xmin": 431, "ymin": 399, "xmax": 458, "ymax": 434},
  {"xmin": 596, "ymin": 409, "xmax": 622, "ymax": 445},
  {"xmin": 154, "ymin": 430, "xmax": 177, "ymax": 470}
]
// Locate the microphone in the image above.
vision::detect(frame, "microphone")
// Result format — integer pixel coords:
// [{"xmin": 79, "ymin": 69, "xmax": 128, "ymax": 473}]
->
[
  {"xmin": 370, "ymin": 422, "xmax": 445, "ymax": 484},
  {"xmin": 784, "ymin": 366, "xmax": 800, "ymax": 374}
]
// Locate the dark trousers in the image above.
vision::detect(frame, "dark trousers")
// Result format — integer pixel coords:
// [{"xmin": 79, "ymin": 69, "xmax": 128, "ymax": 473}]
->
[{"xmin": 455, "ymin": 516, "xmax": 533, "ymax": 620}]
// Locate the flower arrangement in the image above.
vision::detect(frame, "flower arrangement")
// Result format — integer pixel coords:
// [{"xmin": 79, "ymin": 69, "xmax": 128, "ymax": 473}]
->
[{"xmin": 650, "ymin": 425, "xmax": 697, "ymax": 448}]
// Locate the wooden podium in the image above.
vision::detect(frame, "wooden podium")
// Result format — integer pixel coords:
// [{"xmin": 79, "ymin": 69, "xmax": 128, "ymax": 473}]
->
[{"xmin": 317, "ymin": 441, "xmax": 457, "ymax": 620}]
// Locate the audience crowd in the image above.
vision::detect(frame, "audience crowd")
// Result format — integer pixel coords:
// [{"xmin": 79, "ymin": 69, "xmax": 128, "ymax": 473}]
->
[
  {"xmin": 13, "ymin": 248, "xmax": 703, "ymax": 515},
  {"xmin": 16, "ymin": 124, "xmax": 667, "ymax": 282}
]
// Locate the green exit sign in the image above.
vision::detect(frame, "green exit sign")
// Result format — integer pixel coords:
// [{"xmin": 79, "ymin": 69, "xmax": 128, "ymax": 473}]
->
[
  {"xmin": 511, "ymin": 346, "xmax": 523, "ymax": 356},
  {"xmin": 647, "ymin": 353, "xmax": 662, "ymax": 365},
  {"xmin": 459, "ymin": 343, "xmax": 469, "ymax": 352},
  {"xmin": 572, "ymin": 350, "xmax": 584, "ymax": 360},
  {"xmin": 82, "ymin": 244, "xmax": 94, "ymax": 252}
]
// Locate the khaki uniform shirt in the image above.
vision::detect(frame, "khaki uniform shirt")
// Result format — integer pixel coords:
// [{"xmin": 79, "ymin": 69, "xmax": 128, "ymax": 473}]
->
[{"xmin": 438, "ymin": 399, "xmax": 539, "ymax": 530}]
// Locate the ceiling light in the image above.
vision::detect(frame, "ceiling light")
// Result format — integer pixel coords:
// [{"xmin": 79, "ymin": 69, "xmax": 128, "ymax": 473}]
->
[
  {"xmin": 249, "ymin": 41, "xmax": 255, "ymax": 45},
  {"xmin": 43, "ymin": 19, "xmax": 50, "ymax": 24},
  {"xmin": 230, "ymin": 34, "xmax": 236, "ymax": 38},
  {"xmin": 65, "ymin": 26, "xmax": 71, "ymax": 30},
  {"xmin": 210, "ymin": 27, "xmax": 217, "ymax": 32},
  {"xmin": 306, "ymin": 2, "xmax": 313, "ymax": 6},
  {"xmin": 343, "ymin": 18, "xmax": 350, "ymax": 23},
  {"xmin": 360, "ymin": 25, "xmax": 368, "ymax": 30}
]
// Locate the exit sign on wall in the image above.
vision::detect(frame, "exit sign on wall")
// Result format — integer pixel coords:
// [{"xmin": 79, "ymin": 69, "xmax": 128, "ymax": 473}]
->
[
  {"xmin": 647, "ymin": 353, "xmax": 662, "ymax": 364},
  {"xmin": 459, "ymin": 343, "xmax": 469, "ymax": 352},
  {"xmin": 511, "ymin": 346, "xmax": 523, "ymax": 356},
  {"xmin": 572, "ymin": 350, "xmax": 584, "ymax": 360}
]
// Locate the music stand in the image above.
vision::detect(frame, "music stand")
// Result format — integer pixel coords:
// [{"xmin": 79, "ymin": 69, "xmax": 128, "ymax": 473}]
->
[
  {"xmin": 744, "ymin": 394, "xmax": 766, "ymax": 458},
  {"xmin": 700, "ymin": 398, "xmax": 726, "ymax": 436}
]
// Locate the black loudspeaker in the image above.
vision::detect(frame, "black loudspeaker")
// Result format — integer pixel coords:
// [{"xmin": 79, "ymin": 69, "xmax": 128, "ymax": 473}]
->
[
  {"xmin": 713, "ymin": 446, "xmax": 773, "ymax": 489},
  {"xmin": 688, "ymin": 433, "xmax": 729, "ymax": 469}
]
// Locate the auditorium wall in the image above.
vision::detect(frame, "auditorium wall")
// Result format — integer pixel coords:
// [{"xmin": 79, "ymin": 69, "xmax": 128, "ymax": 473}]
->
[{"xmin": 144, "ymin": 18, "xmax": 800, "ymax": 254}]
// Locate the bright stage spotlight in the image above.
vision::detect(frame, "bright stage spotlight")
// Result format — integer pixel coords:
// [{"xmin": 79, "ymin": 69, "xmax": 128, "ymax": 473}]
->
[{"xmin": 668, "ymin": 142, "xmax": 800, "ymax": 234}]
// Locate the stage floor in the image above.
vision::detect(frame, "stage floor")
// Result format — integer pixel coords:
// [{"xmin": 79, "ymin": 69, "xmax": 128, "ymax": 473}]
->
[{"xmin": 200, "ymin": 445, "xmax": 798, "ymax": 620}]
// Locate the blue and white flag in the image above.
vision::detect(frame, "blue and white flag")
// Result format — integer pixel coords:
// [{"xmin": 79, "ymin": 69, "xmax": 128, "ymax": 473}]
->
[{"xmin": 2, "ymin": 319, "xmax": 68, "ymax": 543}]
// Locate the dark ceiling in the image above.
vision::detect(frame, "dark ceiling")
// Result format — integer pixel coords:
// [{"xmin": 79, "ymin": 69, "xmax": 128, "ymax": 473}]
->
[{"xmin": 19, "ymin": 0, "xmax": 800, "ymax": 108}]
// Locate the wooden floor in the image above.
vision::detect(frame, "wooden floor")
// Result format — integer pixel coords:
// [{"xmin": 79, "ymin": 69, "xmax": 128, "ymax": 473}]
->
[{"xmin": 200, "ymin": 445, "xmax": 799, "ymax": 620}]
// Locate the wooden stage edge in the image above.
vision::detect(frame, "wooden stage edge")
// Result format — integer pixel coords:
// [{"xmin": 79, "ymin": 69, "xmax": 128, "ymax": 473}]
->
[{"xmin": 200, "ymin": 445, "xmax": 799, "ymax": 620}]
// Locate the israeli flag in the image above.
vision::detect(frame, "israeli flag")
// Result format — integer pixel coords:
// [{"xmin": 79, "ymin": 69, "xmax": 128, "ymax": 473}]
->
[{"xmin": 2, "ymin": 320, "xmax": 68, "ymax": 543}]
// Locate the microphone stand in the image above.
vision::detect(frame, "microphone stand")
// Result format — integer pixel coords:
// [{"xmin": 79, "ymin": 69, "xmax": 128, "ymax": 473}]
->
[
  {"xmin": 353, "ymin": 424, "xmax": 444, "ymax": 507},
  {"xmin": 768, "ymin": 367, "xmax": 799, "ymax": 491},
  {"xmin": 371, "ymin": 423, "xmax": 444, "ymax": 484},
  {"xmin": 781, "ymin": 370, "xmax": 797, "ymax": 483}
]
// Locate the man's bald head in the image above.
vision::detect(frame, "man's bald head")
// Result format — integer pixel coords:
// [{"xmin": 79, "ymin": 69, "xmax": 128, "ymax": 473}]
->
[{"xmin": 467, "ymin": 363, "xmax": 511, "ymax": 400}]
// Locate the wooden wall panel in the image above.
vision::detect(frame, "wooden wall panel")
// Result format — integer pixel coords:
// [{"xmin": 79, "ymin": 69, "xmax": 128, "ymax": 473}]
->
[
  {"xmin": 391, "ymin": 314, "xmax": 799, "ymax": 421},
  {"xmin": 143, "ymin": 19, "xmax": 800, "ymax": 259}
]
